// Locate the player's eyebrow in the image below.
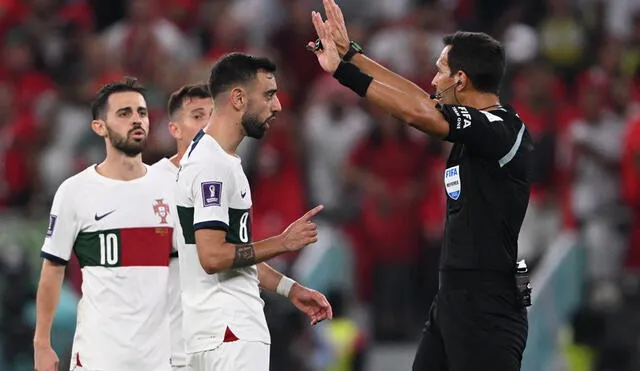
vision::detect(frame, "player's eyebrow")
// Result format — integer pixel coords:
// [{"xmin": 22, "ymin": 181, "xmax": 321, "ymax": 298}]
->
[{"xmin": 116, "ymin": 107, "xmax": 132, "ymax": 115}]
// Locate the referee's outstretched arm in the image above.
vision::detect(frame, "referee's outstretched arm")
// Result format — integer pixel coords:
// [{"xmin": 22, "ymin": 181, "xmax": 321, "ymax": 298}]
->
[{"xmin": 309, "ymin": 2, "xmax": 450, "ymax": 138}]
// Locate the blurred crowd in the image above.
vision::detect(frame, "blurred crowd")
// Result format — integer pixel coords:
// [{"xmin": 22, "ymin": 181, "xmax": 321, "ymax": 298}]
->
[{"xmin": 1, "ymin": 0, "xmax": 640, "ymax": 370}]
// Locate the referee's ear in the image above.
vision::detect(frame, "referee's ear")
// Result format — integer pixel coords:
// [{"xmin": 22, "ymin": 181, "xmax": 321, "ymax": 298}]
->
[
  {"xmin": 91, "ymin": 119, "xmax": 107, "ymax": 137},
  {"xmin": 455, "ymin": 71, "xmax": 469, "ymax": 92}
]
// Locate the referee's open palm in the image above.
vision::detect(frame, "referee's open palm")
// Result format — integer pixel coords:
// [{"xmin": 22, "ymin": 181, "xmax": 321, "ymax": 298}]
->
[
  {"xmin": 280, "ymin": 205, "xmax": 324, "ymax": 252},
  {"xmin": 309, "ymin": 11, "xmax": 341, "ymax": 74}
]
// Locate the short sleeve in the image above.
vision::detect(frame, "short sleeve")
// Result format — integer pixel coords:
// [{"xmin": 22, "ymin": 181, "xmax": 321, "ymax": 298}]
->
[
  {"xmin": 440, "ymin": 104, "xmax": 525, "ymax": 165},
  {"xmin": 191, "ymin": 163, "xmax": 234, "ymax": 232},
  {"xmin": 41, "ymin": 181, "xmax": 79, "ymax": 265}
]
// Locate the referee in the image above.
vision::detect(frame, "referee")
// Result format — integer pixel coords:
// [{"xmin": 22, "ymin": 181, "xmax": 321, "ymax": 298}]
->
[{"xmin": 309, "ymin": 1, "xmax": 533, "ymax": 370}]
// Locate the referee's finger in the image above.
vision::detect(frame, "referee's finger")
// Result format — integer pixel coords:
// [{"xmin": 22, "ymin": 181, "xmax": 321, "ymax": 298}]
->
[
  {"xmin": 323, "ymin": 0, "xmax": 337, "ymax": 23},
  {"xmin": 332, "ymin": 0, "xmax": 345, "ymax": 24}
]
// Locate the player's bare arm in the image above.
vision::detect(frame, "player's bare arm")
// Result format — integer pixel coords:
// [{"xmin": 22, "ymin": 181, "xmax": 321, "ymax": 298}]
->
[
  {"xmin": 256, "ymin": 263, "xmax": 333, "ymax": 325},
  {"xmin": 309, "ymin": 1, "xmax": 449, "ymax": 138},
  {"xmin": 34, "ymin": 260, "xmax": 65, "ymax": 371},
  {"xmin": 195, "ymin": 205, "xmax": 323, "ymax": 274}
]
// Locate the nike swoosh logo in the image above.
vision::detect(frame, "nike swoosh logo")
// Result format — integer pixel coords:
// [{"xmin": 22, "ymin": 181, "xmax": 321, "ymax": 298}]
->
[
  {"xmin": 94, "ymin": 210, "xmax": 116, "ymax": 221},
  {"xmin": 240, "ymin": 191, "xmax": 247, "ymax": 198}
]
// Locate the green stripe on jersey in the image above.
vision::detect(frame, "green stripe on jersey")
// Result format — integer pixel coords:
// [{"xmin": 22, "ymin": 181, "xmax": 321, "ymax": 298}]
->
[
  {"xmin": 177, "ymin": 207, "xmax": 251, "ymax": 245},
  {"xmin": 227, "ymin": 208, "xmax": 251, "ymax": 244},
  {"xmin": 178, "ymin": 206, "xmax": 195, "ymax": 244},
  {"xmin": 73, "ymin": 227, "xmax": 172, "ymax": 268},
  {"xmin": 74, "ymin": 229, "xmax": 122, "ymax": 267}
]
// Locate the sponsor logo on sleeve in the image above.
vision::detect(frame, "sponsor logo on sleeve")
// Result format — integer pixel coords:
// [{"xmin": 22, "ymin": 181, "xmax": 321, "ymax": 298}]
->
[{"xmin": 453, "ymin": 106, "xmax": 471, "ymax": 129}]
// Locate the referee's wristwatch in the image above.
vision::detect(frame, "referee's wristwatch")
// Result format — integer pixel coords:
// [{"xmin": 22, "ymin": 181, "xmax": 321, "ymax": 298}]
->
[{"xmin": 342, "ymin": 41, "xmax": 364, "ymax": 62}]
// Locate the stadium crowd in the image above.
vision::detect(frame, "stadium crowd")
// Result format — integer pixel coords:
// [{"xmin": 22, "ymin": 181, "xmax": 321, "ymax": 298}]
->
[{"xmin": 0, "ymin": 0, "xmax": 639, "ymax": 370}]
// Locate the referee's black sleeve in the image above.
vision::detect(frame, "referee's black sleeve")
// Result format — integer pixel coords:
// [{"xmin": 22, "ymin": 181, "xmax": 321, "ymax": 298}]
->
[{"xmin": 439, "ymin": 104, "xmax": 525, "ymax": 165}]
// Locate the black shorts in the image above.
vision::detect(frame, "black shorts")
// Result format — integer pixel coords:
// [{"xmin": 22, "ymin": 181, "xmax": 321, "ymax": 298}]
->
[{"xmin": 412, "ymin": 286, "xmax": 528, "ymax": 371}]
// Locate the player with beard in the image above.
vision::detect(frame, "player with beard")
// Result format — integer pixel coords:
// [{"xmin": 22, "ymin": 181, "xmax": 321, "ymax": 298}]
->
[
  {"xmin": 175, "ymin": 53, "xmax": 333, "ymax": 371},
  {"xmin": 34, "ymin": 77, "xmax": 175, "ymax": 371}
]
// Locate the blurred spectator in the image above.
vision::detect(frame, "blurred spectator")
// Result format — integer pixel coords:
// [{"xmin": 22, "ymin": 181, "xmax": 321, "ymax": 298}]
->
[
  {"xmin": 567, "ymin": 83, "xmax": 627, "ymax": 308},
  {"xmin": 303, "ymin": 76, "xmax": 369, "ymax": 221},
  {"xmin": 538, "ymin": 0, "xmax": 586, "ymax": 83},
  {"xmin": 622, "ymin": 115, "xmax": 640, "ymax": 274},
  {"xmin": 3, "ymin": 0, "xmax": 640, "ymax": 369},
  {"xmin": 0, "ymin": 81, "xmax": 39, "ymax": 210},
  {"xmin": 345, "ymin": 110, "xmax": 426, "ymax": 341},
  {"xmin": 513, "ymin": 60, "xmax": 568, "ymax": 265}
]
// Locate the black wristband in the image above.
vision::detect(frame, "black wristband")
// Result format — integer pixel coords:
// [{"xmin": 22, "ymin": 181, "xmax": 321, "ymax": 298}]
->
[{"xmin": 332, "ymin": 62, "xmax": 373, "ymax": 97}]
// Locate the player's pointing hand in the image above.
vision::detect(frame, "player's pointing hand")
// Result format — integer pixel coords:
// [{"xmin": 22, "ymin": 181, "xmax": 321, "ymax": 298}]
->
[{"xmin": 280, "ymin": 205, "xmax": 324, "ymax": 252}]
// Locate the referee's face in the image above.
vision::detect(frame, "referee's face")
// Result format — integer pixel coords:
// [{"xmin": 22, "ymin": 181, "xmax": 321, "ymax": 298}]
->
[{"xmin": 432, "ymin": 45, "xmax": 458, "ymax": 105}]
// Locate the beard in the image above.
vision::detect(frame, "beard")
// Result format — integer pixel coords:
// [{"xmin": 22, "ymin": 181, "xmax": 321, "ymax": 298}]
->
[
  {"xmin": 241, "ymin": 102, "xmax": 273, "ymax": 139},
  {"xmin": 106, "ymin": 125, "xmax": 147, "ymax": 157}
]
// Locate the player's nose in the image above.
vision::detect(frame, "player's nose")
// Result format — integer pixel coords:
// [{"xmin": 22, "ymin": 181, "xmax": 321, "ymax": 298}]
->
[{"xmin": 272, "ymin": 95, "xmax": 282, "ymax": 113}]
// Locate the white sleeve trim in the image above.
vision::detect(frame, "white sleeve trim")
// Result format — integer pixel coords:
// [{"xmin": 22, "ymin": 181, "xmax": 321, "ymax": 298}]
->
[
  {"xmin": 480, "ymin": 111, "xmax": 504, "ymax": 123},
  {"xmin": 498, "ymin": 124, "xmax": 526, "ymax": 168}
]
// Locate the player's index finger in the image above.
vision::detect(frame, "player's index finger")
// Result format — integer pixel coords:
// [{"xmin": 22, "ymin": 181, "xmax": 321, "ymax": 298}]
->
[{"xmin": 304, "ymin": 204, "xmax": 324, "ymax": 220}]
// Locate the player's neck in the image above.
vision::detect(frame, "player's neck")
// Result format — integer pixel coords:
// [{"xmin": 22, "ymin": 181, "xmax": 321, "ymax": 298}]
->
[
  {"xmin": 97, "ymin": 150, "xmax": 146, "ymax": 181},
  {"xmin": 461, "ymin": 92, "xmax": 501, "ymax": 111},
  {"xmin": 204, "ymin": 113, "xmax": 243, "ymax": 156},
  {"xmin": 170, "ymin": 142, "xmax": 189, "ymax": 168}
]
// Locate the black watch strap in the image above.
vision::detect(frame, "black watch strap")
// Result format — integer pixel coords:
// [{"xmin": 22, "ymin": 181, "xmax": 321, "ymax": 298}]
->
[{"xmin": 342, "ymin": 41, "xmax": 363, "ymax": 62}]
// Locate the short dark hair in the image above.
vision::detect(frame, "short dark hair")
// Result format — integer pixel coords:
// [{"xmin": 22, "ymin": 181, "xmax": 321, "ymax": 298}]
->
[
  {"xmin": 208, "ymin": 53, "xmax": 276, "ymax": 98},
  {"xmin": 443, "ymin": 31, "xmax": 505, "ymax": 95},
  {"xmin": 91, "ymin": 77, "xmax": 146, "ymax": 120},
  {"xmin": 167, "ymin": 83, "xmax": 211, "ymax": 119}
]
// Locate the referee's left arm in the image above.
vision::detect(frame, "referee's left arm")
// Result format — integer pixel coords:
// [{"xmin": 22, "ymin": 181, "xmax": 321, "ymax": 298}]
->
[{"xmin": 310, "ymin": 11, "xmax": 449, "ymax": 138}]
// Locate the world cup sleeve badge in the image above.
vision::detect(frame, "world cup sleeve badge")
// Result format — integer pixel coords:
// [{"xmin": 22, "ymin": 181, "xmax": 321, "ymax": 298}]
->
[{"xmin": 444, "ymin": 165, "xmax": 461, "ymax": 200}]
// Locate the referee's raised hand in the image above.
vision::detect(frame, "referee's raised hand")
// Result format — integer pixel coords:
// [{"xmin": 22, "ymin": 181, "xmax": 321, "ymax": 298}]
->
[
  {"xmin": 322, "ymin": 0, "xmax": 350, "ymax": 56},
  {"xmin": 308, "ymin": 11, "xmax": 340, "ymax": 74}
]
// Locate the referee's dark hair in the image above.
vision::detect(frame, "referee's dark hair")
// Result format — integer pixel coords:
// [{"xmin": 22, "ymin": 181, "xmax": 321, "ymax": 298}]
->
[
  {"xmin": 91, "ymin": 76, "xmax": 146, "ymax": 120},
  {"xmin": 167, "ymin": 83, "xmax": 211, "ymax": 120},
  {"xmin": 208, "ymin": 53, "xmax": 277, "ymax": 99},
  {"xmin": 443, "ymin": 31, "xmax": 505, "ymax": 95}
]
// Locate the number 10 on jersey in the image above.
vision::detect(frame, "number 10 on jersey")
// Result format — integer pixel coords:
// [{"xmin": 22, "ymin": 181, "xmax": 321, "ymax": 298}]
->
[{"xmin": 99, "ymin": 232, "xmax": 119, "ymax": 265}]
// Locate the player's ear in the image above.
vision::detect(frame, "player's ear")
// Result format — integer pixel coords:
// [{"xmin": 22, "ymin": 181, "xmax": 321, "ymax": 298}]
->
[
  {"xmin": 230, "ymin": 87, "xmax": 247, "ymax": 111},
  {"xmin": 91, "ymin": 119, "xmax": 107, "ymax": 137},
  {"xmin": 168, "ymin": 121, "xmax": 181, "ymax": 140}
]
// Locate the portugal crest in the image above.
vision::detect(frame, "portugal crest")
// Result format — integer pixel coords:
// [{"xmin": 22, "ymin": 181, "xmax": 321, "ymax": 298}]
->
[{"xmin": 153, "ymin": 199, "xmax": 170, "ymax": 224}]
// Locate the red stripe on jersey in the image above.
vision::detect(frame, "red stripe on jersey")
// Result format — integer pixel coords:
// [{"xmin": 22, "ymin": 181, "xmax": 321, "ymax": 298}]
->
[{"xmin": 119, "ymin": 227, "xmax": 172, "ymax": 267}]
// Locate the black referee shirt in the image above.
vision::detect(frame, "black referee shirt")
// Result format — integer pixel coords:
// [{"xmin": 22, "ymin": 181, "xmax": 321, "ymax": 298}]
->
[{"xmin": 438, "ymin": 104, "xmax": 533, "ymax": 273}]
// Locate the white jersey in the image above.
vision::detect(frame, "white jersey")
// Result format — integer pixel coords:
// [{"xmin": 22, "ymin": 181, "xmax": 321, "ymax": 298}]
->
[
  {"xmin": 150, "ymin": 157, "xmax": 187, "ymax": 367},
  {"xmin": 41, "ymin": 165, "xmax": 173, "ymax": 371},
  {"xmin": 175, "ymin": 130, "xmax": 270, "ymax": 354}
]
